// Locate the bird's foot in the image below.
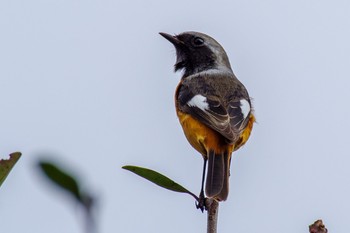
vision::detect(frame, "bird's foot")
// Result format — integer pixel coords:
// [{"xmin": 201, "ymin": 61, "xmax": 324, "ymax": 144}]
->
[{"xmin": 195, "ymin": 191, "xmax": 207, "ymax": 212}]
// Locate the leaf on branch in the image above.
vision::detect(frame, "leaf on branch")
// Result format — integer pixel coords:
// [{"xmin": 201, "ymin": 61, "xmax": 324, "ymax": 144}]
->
[
  {"xmin": 122, "ymin": 165, "xmax": 198, "ymax": 201},
  {"xmin": 0, "ymin": 152, "xmax": 22, "ymax": 187},
  {"xmin": 38, "ymin": 159, "xmax": 95, "ymax": 233},
  {"xmin": 38, "ymin": 160, "xmax": 83, "ymax": 203}
]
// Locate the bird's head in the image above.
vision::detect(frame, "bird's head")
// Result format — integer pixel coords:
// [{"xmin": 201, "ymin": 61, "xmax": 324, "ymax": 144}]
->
[{"xmin": 160, "ymin": 31, "xmax": 232, "ymax": 77}]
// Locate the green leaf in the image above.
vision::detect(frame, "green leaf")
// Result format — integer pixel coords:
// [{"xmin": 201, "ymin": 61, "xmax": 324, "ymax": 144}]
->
[
  {"xmin": 0, "ymin": 152, "xmax": 22, "ymax": 187},
  {"xmin": 38, "ymin": 161, "xmax": 82, "ymax": 202},
  {"xmin": 122, "ymin": 165, "xmax": 198, "ymax": 200},
  {"xmin": 38, "ymin": 159, "xmax": 96, "ymax": 232}
]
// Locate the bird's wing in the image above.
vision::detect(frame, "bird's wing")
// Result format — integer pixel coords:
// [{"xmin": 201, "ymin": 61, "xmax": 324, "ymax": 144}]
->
[{"xmin": 179, "ymin": 92, "xmax": 251, "ymax": 143}]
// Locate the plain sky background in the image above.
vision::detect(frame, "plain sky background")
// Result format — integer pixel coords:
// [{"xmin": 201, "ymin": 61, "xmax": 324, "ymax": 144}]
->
[{"xmin": 1, "ymin": 0, "xmax": 350, "ymax": 232}]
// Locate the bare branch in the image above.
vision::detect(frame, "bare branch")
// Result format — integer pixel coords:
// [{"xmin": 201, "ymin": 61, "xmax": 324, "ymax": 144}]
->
[{"xmin": 206, "ymin": 199, "xmax": 219, "ymax": 233}]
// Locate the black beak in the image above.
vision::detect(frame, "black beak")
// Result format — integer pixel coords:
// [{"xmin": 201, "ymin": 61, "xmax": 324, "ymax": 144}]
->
[
  {"xmin": 160, "ymin": 32, "xmax": 187, "ymax": 72},
  {"xmin": 159, "ymin": 32, "xmax": 183, "ymax": 46}
]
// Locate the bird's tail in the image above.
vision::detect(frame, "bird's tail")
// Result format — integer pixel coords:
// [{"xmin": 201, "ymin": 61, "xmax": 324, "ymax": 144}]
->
[{"xmin": 205, "ymin": 150, "xmax": 230, "ymax": 201}]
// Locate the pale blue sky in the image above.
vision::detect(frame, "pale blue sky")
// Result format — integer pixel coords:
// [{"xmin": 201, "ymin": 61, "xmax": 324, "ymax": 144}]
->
[{"xmin": 1, "ymin": 0, "xmax": 350, "ymax": 232}]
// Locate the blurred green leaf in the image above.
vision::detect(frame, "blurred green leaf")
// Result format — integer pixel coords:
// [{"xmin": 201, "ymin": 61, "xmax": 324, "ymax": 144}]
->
[
  {"xmin": 38, "ymin": 161, "xmax": 82, "ymax": 202},
  {"xmin": 38, "ymin": 159, "xmax": 96, "ymax": 233},
  {"xmin": 0, "ymin": 152, "xmax": 21, "ymax": 187},
  {"xmin": 122, "ymin": 165, "xmax": 198, "ymax": 200}
]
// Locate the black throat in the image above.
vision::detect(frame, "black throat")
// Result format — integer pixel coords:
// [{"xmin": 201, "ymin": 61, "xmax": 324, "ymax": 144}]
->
[{"xmin": 175, "ymin": 48, "xmax": 217, "ymax": 77}]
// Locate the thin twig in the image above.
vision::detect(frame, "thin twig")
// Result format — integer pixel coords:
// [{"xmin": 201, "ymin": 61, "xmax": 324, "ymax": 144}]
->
[{"xmin": 206, "ymin": 198, "xmax": 219, "ymax": 233}]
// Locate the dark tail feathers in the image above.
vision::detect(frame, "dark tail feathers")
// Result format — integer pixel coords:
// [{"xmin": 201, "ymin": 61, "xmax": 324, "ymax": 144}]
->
[{"xmin": 205, "ymin": 150, "xmax": 230, "ymax": 201}]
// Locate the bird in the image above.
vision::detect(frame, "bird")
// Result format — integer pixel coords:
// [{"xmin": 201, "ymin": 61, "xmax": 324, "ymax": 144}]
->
[{"xmin": 160, "ymin": 31, "xmax": 255, "ymax": 204}]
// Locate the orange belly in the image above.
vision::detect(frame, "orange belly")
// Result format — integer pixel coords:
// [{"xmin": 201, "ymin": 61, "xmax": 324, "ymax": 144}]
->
[
  {"xmin": 233, "ymin": 114, "xmax": 255, "ymax": 151},
  {"xmin": 177, "ymin": 110, "xmax": 234, "ymax": 157},
  {"xmin": 177, "ymin": 110, "xmax": 255, "ymax": 155}
]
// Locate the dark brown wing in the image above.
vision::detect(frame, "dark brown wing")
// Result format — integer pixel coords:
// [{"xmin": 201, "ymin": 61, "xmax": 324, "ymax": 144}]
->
[{"xmin": 176, "ymin": 75, "xmax": 251, "ymax": 143}]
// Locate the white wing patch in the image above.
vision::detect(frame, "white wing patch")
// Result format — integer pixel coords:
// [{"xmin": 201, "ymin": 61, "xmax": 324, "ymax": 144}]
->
[
  {"xmin": 240, "ymin": 99, "xmax": 250, "ymax": 119},
  {"xmin": 187, "ymin": 95, "xmax": 209, "ymax": 111}
]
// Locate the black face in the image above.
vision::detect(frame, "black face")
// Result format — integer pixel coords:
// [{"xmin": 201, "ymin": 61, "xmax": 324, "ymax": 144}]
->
[
  {"xmin": 160, "ymin": 32, "xmax": 217, "ymax": 76},
  {"xmin": 173, "ymin": 34, "xmax": 216, "ymax": 76}
]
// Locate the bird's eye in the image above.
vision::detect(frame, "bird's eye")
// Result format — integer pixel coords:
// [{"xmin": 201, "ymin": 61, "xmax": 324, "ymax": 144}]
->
[{"xmin": 192, "ymin": 37, "xmax": 204, "ymax": 46}]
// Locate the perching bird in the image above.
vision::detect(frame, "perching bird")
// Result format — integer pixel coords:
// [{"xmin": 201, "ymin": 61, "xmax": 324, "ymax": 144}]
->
[{"xmin": 160, "ymin": 31, "xmax": 255, "ymax": 203}]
